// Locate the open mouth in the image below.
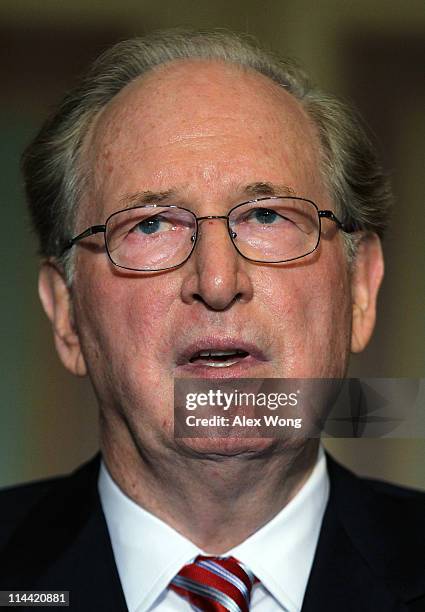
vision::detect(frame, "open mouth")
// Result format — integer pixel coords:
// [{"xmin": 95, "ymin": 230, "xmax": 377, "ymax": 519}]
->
[
  {"xmin": 175, "ymin": 339, "xmax": 267, "ymax": 377},
  {"xmin": 189, "ymin": 349, "xmax": 250, "ymax": 368}
]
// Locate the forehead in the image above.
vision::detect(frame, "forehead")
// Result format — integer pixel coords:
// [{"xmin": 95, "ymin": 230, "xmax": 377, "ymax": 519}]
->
[{"xmin": 84, "ymin": 59, "xmax": 326, "ymax": 216}]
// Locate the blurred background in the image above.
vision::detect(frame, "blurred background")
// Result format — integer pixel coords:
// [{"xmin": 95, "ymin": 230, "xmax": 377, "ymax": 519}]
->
[{"xmin": 1, "ymin": 0, "xmax": 424, "ymax": 489}]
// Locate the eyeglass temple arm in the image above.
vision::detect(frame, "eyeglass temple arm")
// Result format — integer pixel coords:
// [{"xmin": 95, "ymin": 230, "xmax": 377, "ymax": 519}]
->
[
  {"xmin": 62, "ymin": 225, "xmax": 106, "ymax": 253},
  {"xmin": 318, "ymin": 210, "xmax": 355, "ymax": 233}
]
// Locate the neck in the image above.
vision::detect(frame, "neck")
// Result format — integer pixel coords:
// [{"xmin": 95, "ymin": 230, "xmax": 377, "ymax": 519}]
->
[{"xmin": 101, "ymin": 423, "xmax": 320, "ymax": 554}]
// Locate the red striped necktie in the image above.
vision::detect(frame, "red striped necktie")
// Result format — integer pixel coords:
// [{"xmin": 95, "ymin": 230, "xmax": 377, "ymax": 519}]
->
[{"xmin": 169, "ymin": 555, "xmax": 257, "ymax": 612}]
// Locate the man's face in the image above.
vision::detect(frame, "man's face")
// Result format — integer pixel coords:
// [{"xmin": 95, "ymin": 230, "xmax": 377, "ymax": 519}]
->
[{"xmin": 44, "ymin": 60, "xmax": 378, "ymax": 457}]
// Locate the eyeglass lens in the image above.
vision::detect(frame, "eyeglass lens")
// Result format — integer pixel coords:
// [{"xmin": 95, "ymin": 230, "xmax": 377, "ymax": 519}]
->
[{"xmin": 105, "ymin": 198, "xmax": 320, "ymax": 271}]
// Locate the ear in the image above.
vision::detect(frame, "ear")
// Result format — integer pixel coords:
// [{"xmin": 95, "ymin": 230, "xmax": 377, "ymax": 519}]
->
[
  {"xmin": 38, "ymin": 262, "xmax": 87, "ymax": 376},
  {"xmin": 350, "ymin": 233, "xmax": 384, "ymax": 353}
]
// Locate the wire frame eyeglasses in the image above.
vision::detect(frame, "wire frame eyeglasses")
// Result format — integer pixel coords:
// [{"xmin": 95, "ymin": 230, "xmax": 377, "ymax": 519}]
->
[{"xmin": 62, "ymin": 196, "xmax": 354, "ymax": 272}]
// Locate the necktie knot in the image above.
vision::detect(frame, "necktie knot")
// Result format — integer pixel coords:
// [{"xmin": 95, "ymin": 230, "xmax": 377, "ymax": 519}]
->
[{"xmin": 170, "ymin": 555, "xmax": 256, "ymax": 611}]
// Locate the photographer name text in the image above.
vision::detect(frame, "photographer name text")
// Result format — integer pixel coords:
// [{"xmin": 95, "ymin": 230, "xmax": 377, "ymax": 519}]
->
[{"xmin": 185, "ymin": 414, "xmax": 303, "ymax": 428}]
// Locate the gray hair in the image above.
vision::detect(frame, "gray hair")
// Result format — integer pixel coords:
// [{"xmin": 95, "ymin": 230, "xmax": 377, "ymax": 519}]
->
[{"xmin": 22, "ymin": 29, "xmax": 392, "ymax": 282}]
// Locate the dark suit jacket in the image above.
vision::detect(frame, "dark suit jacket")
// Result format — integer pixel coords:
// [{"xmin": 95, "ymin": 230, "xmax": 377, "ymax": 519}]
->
[{"xmin": 0, "ymin": 454, "xmax": 424, "ymax": 611}]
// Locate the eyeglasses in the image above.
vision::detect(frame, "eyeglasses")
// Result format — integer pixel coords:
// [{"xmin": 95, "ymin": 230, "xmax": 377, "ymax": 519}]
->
[{"xmin": 63, "ymin": 196, "xmax": 354, "ymax": 272}]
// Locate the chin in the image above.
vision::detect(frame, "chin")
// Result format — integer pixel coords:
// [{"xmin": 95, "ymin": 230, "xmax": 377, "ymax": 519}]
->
[{"xmin": 175, "ymin": 436, "xmax": 282, "ymax": 459}]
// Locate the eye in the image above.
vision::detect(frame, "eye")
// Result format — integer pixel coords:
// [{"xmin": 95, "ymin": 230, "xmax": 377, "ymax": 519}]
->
[
  {"xmin": 251, "ymin": 208, "xmax": 278, "ymax": 224},
  {"xmin": 134, "ymin": 215, "xmax": 173, "ymax": 235},
  {"xmin": 244, "ymin": 208, "xmax": 287, "ymax": 225}
]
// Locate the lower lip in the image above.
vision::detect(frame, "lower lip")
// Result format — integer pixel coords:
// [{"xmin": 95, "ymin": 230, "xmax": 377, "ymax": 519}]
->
[{"xmin": 175, "ymin": 355, "xmax": 266, "ymax": 379}]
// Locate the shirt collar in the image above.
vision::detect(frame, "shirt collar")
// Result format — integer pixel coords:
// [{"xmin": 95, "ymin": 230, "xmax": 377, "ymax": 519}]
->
[
  {"xmin": 98, "ymin": 463, "xmax": 202, "ymax": 611},
  {"xmin": 230, "ymin": 445, "xmax": 329, "ymax": 611},
  {"xmin": 99, "ymin": 446, "xmax": 329, "ymax": 612}
]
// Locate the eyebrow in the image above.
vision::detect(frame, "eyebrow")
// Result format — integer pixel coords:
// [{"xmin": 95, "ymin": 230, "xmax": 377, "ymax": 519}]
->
[
  {"xmin": 119, "ymin": 181, "xmax": 296, "ymax": 209},
  {"xmin": 120, "ymin": 189, "xmax": 179, "ymax": 208},
  {"xmin": 242, "ymin": 182, "xmax": 296, "ymax": 198}
]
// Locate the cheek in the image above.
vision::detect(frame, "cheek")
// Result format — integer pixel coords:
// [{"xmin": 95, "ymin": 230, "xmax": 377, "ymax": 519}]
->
[
  {"xmin": 73, "ymin": 264, "xmax": 179, "ymax": 371},
  {"xmin": 257, "ymin": 253, "xmax": 351, "ymax": 374},
  {"xmin": 72, "ymin": 269, "xmax": 181, "ymax": 421}
]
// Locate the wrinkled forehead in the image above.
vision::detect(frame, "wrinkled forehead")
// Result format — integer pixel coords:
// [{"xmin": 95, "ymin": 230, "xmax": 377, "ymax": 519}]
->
[
  {"xmin": 81, "ymin": 59, "xmax": 326, "ymax": 216},
  {"xmin": 91, "ymin": 58, "xmax": 319, "ymax": 151}
]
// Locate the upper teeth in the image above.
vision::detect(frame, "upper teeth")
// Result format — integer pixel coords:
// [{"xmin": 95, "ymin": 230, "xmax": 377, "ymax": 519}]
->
[{"xmin": 198, "ymin": 350, "xmax": 242, "ymax": 357}]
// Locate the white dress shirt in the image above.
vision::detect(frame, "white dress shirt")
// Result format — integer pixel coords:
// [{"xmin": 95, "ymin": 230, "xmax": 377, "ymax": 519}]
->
[{"xmin": 98, "ymin": 446, "xmax": 329, "ymax": 612}]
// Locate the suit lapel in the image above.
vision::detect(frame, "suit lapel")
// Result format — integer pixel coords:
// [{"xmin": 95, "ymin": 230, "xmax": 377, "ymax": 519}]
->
[
  {"xmin": 44, "ymin": 505, "xmax": 128, "ymax": 611},
  {"xmin": 0, "ymin": 455, "xmax": 127, "ymax": 612},
  {"xmin": 301, "ymin": 491, "xmax": 408, "ymax": 611},
  {"xmin": 302, "ymin": 454, "xmax": 423, "ymax": 611}
]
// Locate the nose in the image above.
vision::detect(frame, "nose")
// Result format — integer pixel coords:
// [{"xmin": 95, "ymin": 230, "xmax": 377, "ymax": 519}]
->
[{"xmin": 180, "ymin": 218, "xmax": 254, "ymax": 310}]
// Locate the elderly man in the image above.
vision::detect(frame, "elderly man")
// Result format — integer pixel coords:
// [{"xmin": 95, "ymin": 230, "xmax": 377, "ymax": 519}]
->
[{"xmin": 0, "ymin": 30, "xmax": 424, "ymax": 612}]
